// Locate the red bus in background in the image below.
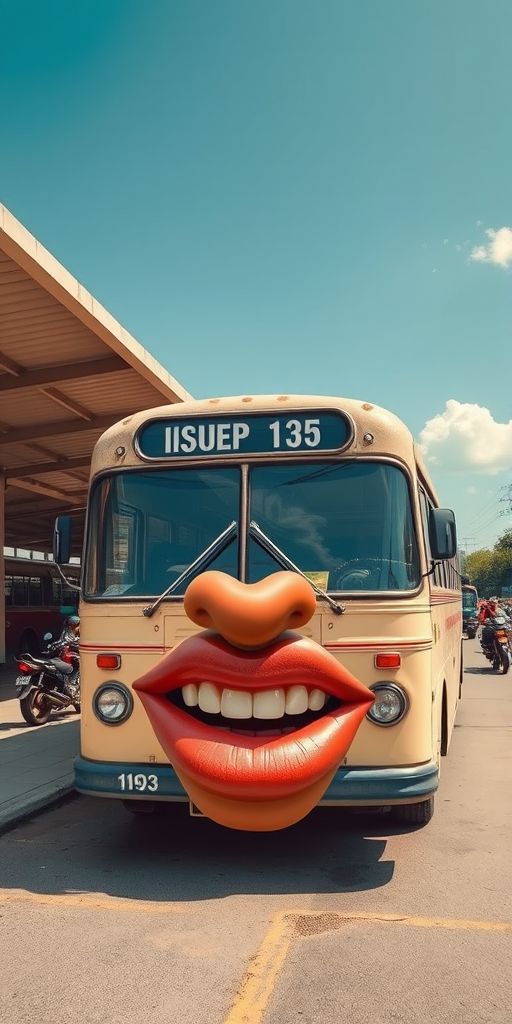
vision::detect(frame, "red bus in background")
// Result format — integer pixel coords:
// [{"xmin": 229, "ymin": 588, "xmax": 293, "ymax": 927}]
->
[{"xmin": 4, "ymin": 556, "xmax": 80, "ymax": 660}]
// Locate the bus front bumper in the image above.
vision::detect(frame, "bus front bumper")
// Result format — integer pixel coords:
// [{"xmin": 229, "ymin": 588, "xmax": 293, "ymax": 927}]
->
[{"xmin": 74, "ymin": 756, "xmax": 439, "ymax": 806}]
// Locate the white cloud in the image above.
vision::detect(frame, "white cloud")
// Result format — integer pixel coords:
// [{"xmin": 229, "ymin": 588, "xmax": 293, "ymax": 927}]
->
[
  {"xmin": 469, "ymin": 226, "xmax": 512, "ymax": 268},
  {"xmin": 466, "ymin": 486, "xmax": 477, "ymax": 494},
  {"xmin": 476, "ymin": 220, "xmax": 484, "ymax": 227},
  {"xmin": 419, "ymin": 400, "xmax": 512, "ymax": 474},
  {"xmin": 443, "ymin": 238, "xmax": 449, "ymax": 245}
]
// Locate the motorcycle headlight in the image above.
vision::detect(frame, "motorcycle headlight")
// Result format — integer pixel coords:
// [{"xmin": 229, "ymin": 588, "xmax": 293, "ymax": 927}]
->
[
  {"xmin": 93, "ymin": 683, "xmax": 133, "ymax": 724},
  {"xmin": 366, "ymin": 682, "xmax": 409, "ymax": 726}
]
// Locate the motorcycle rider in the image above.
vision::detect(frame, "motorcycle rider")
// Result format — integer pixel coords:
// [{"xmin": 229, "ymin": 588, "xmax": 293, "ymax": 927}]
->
[
  {"xmin": 59, "ymin": 614, "xmax": 80, "ymax": 651},
  {"xmin": 479, "ymin": 598, "xmax": 500, "ymax": 656},
  {"xmin": 57, "ymin": 615, "xmax": 80, "ymax": 696},
  {"xmin": 478, "ymin": 597, "xmax": 498, "ymax": 626}
]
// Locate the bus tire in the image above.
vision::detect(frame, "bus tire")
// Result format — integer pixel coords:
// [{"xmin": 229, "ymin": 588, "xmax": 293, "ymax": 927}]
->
[
  {"xmin": 18, "ymin": 630, "xmax": 40, "ymax": 657},
  {"xmin": 392, "ymin": 796, "xmax": 434, "ymax": 825},
  {"xmin": 20, "ymin": 691, "xmax": 52, "ymax": 726},
  {"xmin": 123, "ymin": 800, "xmax": 156, "ymax": 815}
]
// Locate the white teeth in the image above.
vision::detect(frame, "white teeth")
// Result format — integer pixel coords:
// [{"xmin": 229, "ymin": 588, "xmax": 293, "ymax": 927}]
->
[
  {"xmin": 182, "ymin": 684, "xmax": 198, "ymax": 707},
  {"xmin": 253, "ymin": 689, "xmax": 286, "ymax": 720},
  {"xmin": 184, "ymin": 684, "xmax": 328, "ymax": 720},
  {"xmin": 221, "ymin": 689, "xmax": 253, "ymax": 719},
  {"xmin": 198, "ymin": 682, "xmax": 221, "ymax": 714},
  {"xmin": 285, "ymin": 685, "xmax": 309, "ymax": 715},
  {"xmin": 308, "ymin": 689, "xmax": 326, "ymax": 711}
]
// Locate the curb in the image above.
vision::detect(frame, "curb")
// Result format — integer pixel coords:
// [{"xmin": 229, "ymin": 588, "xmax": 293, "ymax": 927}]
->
[{"xmin": 0, "ymin": 778, "xmax": 77, "ymax": 836}]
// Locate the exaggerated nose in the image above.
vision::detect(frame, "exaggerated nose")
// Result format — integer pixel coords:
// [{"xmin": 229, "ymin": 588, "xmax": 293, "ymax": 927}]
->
[{"xmin": 183, "ymin": 571, "xmax": 317, "ymax": 648}]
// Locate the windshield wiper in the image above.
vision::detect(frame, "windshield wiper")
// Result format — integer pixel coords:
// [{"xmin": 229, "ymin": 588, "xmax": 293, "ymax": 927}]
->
[
  {"xmin": 249, "ymin": 521, "xmax": 344, "ymax": 615},
  {"xmin": 143, "ymin": 520, "xmax": 238, "ymax": 618}
]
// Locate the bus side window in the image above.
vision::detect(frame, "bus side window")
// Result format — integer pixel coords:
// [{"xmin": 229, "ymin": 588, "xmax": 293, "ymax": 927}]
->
[
  {"xmin": 28, "ymin": 577, "xmax": 43, "ymax": 606},
  {"xmin": 418, "ymin": 488, "xmax": 432, "ymax": 565},
  {"xmin": 419, "ymin": 487, "xmax": 446, "ymax": 587}
]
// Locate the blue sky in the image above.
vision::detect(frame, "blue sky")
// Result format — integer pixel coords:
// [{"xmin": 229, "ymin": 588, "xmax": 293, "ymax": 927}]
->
[{"xmin": 1, "ymin": 0, "xmax": 511, "ymax": 553}]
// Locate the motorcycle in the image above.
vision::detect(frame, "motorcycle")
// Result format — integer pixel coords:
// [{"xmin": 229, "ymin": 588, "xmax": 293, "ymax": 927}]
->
[
  {"xmin": 15, "ymin": 632, "xmax": 81, "ymax": 726},
  {"xmin": 480, "ymin": 615, "xmax": 511, "ymax": 674},
  {"xmin": 465, "ymin": 615, "xmax": 479, "ymax": 640}
]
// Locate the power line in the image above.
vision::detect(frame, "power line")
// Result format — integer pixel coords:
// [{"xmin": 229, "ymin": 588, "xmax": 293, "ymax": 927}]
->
[{"xmin": 460, "ymin": 495, "xmax": 501, "ymax": 532}]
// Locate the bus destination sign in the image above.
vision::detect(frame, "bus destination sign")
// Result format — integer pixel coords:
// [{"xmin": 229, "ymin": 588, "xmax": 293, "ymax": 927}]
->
[{"xmin": 136, "ymin": 411, "xmax": 352, "ymax": 459}]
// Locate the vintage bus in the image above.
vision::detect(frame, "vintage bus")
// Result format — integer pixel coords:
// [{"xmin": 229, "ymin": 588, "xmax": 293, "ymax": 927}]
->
[
  {"xmin": 4, "ymin": 556, "xmax": 80, "ymax": 660},
  {"xmin": 54, "ymin": 395, "xmax": 461, "ymax": 831},
  {"xmin": 461, "ymin": 580, "xmax": 479, "ymax": 633}
]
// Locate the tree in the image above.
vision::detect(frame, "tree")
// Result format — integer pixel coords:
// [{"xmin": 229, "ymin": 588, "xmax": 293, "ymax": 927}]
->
[
  {"xmin": 494, "ymin": 528, "xmax": 512, "ymax": 554},
  {"xmin": 464, "ymin": 527, "xmax": 512, "ymax": 597}
]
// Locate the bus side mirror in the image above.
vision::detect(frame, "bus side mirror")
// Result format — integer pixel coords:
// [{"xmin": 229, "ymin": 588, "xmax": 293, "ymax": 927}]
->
[
  {"xmin": 429, "ymin": 508, "xmax": 457, "ymax": 560},
  {"xmin": 54, "ymin": 516, "xmax": 72, "ymax": 565}
]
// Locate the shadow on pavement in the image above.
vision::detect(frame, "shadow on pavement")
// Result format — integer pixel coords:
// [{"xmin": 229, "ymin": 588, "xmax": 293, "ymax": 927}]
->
[
  {"xmin": 464, "ymin": 666, "xmax": 500, "ymax": 675},
  {"xmin": 0, "ymin": 794, "xmax": 430, "ymax": 901},
  {"xmin": 0, "ymin": 711, "xmax": 76, "ymax": 732}
]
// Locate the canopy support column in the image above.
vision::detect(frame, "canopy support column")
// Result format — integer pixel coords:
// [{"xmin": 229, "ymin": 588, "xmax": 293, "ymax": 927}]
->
[{"xmin": 0, "ymin": 474, "xmax": 5, "ymax": 663}]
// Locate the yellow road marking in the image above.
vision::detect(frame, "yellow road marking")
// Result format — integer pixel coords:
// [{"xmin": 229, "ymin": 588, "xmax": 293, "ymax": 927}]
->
[
  {"xmin": 222, "ymin": 909, "xmax": 512, "ymax": 1024},
  {"xmin": 1, "ymin": 892, "xmax": 510, "ymax": 935},
  {"xmin": 223, "ymin": 911, "xmax": 293, "ymax": 1024},
  {"xmin": 0, "ymin": 889, "xmax": 185, "ymax": 913},
  {"xmin": 285, "ymin": 909, "xmax": 512, "ymax": 932}
]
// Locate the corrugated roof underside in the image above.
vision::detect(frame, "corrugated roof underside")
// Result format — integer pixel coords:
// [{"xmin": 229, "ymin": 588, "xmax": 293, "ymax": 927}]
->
[{"xmin": 0, "ymin": 236, "xmax": 186, "ymax": 551}]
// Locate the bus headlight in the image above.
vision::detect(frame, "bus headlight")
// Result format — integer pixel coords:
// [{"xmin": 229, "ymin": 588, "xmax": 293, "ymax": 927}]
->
[
  {"xmin": 93, "ymin": 683, "xmax": 133, "ymax": 724},
  {"xmin": 366, "ymin": 682, "xmax": 408, "ymax": 726}
]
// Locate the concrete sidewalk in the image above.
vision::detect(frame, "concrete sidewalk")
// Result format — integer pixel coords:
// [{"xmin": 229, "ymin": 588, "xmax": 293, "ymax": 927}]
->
[{"xmin": 0, "ymin": 666, "xmax": 79, "ymax": 833}]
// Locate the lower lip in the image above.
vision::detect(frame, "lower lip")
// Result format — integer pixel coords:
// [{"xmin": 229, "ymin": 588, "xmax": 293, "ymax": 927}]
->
[{"xmin": 134, "ymin": 693, "xmax": 372, "ymax": 801}]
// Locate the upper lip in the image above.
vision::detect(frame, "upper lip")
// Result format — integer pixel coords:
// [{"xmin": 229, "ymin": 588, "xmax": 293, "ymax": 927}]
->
[{"xmin": 133, "ymin": 630, "xmax": 370, "ymax": 703}]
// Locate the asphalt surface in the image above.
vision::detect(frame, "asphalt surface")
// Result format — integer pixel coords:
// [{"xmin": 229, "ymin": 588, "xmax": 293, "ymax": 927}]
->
[{"xmin": 0, "ymin": 638, "xmax": 511, "ymax": 1024}]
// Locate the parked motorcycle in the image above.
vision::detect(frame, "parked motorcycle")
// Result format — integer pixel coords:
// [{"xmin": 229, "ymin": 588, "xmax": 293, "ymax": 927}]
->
[
  {"xmin": 15, "ymin": 632, "xmax": 81, "ymax": 726},
  {"xmin": 480, "ymin": 615, "xmax": 511, "ymax": 674}
]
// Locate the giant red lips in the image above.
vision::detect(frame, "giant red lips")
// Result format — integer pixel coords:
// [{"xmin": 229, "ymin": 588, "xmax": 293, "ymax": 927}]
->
[{"xmin": 133, "ymin": 631, "xmax": 374, "ymax": 831}]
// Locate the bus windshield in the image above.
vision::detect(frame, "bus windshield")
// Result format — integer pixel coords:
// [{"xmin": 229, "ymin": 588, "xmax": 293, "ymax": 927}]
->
[
  {"xmin": 84, "ymin": 460, "xmax": 420, "ymax": 598},
  {"xmin": 462, "ymin": 586, "xmax": 478, "ymax": 614}
]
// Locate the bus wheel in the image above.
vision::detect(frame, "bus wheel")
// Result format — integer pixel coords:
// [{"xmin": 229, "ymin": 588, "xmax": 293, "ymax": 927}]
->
[
  {"xmin": 18, "ymin": 630, "xmax": 40, "ymax": 657},
  {"xmin": 123, "ymin": 800, "xmax": 156, "ymax": 815},
  {"xmin": 392, "ymin": 796, "xmax": 434, "ymax": 825}
]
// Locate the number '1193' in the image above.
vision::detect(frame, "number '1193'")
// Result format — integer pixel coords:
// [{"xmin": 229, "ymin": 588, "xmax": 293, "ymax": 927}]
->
[{"xmin": 118, "ymin": 773, "xmax": 158, "ymax": 792}]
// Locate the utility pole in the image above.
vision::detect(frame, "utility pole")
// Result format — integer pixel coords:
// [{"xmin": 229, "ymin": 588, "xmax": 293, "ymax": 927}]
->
[
  {"xmin": 459, "ymin": 538, "xmax": 476, "ymax": 575},
  {"xmin": 499, "ymin": 483, "xmax": 512, "ymax": 517}
]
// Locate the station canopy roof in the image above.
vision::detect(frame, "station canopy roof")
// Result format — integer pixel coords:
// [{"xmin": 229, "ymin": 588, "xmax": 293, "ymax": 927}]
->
[{"xmin": 0, "ymin": 204, "xmax": 192, "ymax": 556}]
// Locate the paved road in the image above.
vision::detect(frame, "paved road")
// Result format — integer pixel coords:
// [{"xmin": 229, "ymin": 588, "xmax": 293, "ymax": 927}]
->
[{"xmin": 1, "ymin": 639, "xmax": 511, "ymax": 1024}]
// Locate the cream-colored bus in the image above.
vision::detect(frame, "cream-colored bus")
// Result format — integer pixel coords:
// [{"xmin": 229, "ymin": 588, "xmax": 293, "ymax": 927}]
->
[{"xmin": 55, "ymin": 395, "xmax": 461, "ymax": 831}]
